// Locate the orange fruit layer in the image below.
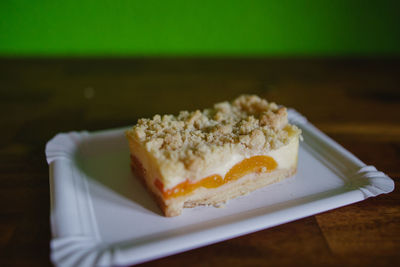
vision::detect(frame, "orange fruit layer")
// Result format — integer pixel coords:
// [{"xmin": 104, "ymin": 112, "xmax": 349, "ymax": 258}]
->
[{"xmin": 155, "ymin": 155, "xmax": 278, "ymax": 199}]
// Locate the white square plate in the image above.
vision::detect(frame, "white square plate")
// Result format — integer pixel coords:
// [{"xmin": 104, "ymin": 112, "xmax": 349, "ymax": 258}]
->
[{"xmin": 46, "ymin": 109, "xmax": 394, "ymax": 267}]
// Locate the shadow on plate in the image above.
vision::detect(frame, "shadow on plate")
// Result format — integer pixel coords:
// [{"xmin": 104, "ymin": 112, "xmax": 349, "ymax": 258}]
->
[{"xmin": 73, "ymin": 130, "xmax": 163, "ymax": 216}]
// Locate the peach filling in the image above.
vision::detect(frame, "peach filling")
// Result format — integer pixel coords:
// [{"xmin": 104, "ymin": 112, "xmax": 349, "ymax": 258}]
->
[{"xmin": 155, "ymin": 155, "xmax": 278, "ymax": 199}]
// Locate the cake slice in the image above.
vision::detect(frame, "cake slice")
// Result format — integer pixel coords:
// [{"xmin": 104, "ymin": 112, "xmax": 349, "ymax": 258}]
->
[{"xmin": 126, "ymin": 95, "xmax": 301, "ymax": 216}]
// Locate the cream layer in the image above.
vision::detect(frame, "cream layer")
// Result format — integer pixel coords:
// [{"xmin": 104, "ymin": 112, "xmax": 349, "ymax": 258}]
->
[{"xmin": 129, "ymin": 135, "xmax": 299, "ymax": 190}]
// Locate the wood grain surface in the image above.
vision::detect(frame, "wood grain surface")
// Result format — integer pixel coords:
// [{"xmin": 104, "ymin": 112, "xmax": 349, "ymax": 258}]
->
[{"xmin": 0, "ymin": 58, "xmax": 399, "ymax": 266}]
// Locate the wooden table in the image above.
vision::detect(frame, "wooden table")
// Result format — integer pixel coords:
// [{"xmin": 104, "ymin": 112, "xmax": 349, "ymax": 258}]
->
[{"xmin": 0, "ymin": 58, "xmax": 399, "ymax": 266}]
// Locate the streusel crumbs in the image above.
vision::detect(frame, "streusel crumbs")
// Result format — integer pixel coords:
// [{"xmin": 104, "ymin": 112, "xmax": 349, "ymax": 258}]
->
[{"xmin": 126, "ymin": 95, "xmax": 301, "ymax": 173}]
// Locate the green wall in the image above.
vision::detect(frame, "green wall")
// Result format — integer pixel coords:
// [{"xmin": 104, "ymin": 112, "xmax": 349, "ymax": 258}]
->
[{"xmin": 0, "ymin": 0, "xmax": 399, "ymax": 56}]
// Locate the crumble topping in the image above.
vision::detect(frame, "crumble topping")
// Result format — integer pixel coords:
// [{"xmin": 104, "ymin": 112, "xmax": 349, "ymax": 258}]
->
[{"xmin": 126, "ymin": 95, "xmax": 301, "ymax": 181}]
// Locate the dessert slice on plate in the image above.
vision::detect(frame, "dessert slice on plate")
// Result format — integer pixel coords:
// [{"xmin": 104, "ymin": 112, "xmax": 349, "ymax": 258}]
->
[{"xmin": 126, "ymin": 95, "xmax": 301, "ymax": 216}]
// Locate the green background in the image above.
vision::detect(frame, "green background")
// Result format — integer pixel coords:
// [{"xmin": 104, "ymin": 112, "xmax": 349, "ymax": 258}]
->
[{"xmin": 1, "ymin": 0, "xmax": 399, "ymax": 56}]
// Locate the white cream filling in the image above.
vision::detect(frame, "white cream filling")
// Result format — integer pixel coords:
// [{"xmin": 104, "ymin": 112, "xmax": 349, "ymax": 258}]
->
[
  {"xmin": 131, "ymin": 136, "xmax": 299, "ymax": 191},
  {"xmin": 163, "ymin": 136, "xmax": 299, "ymax": 189},
  {"xmin": 267, "ymin": 136, "xmax": 299, "ymax": 169},
  {"xmin": 199, "ymin": 153, "xmax": 244, "ymax": 180}
]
